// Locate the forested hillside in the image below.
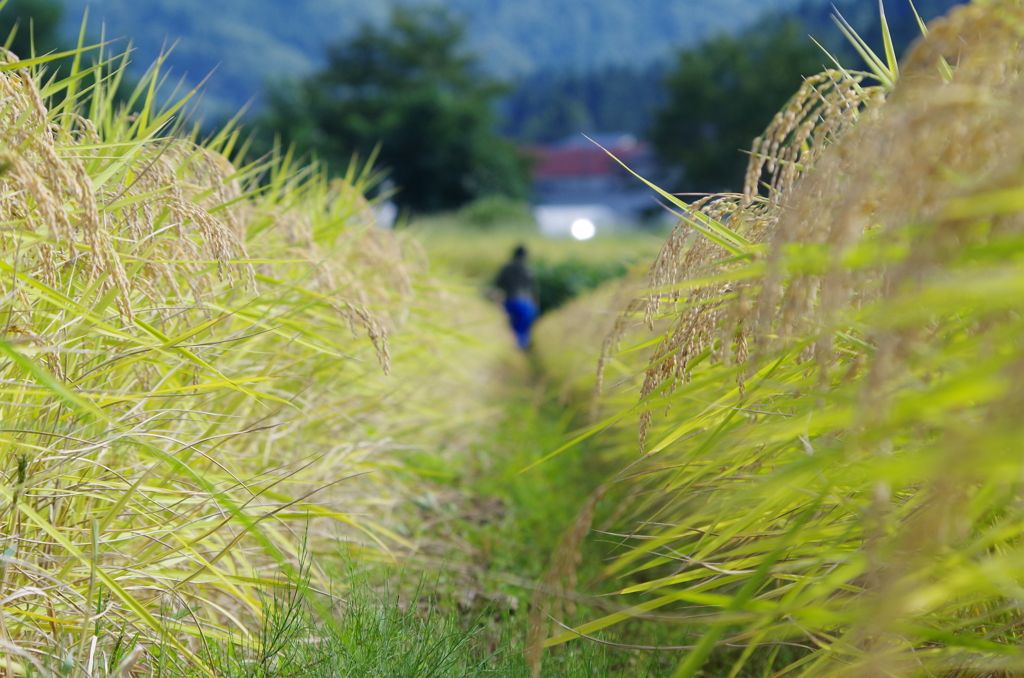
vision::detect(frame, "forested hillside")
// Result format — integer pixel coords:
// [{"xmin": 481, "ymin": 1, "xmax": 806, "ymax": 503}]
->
[
  {"xmin": 500, "ymin": 0, "xmax": 964, "ymax": 145},
  {"xmin": 61, "ymin": 0, "xmax": 806, "ymax": 116},
  {"xmin": 56, "ymin": 0, "xmax": 965, "ymax": 134}
]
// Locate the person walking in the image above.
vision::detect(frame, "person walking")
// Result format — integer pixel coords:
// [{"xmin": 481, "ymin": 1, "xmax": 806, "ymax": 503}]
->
[{"xmin": 495, "ymin": 245, "xmax": 539, "ymax": 350}]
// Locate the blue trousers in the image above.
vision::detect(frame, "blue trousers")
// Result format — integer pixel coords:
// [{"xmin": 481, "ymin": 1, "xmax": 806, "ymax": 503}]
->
[{"xmin": 504, "ymin": 296, "xmax": 539, "ymax": 349}]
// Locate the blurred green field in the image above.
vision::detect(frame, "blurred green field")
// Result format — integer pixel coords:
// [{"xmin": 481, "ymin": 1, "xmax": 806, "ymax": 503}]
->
[
  {"xmin": 410, "ymin": 216, "xmax": 664, "ymax": 279},
  {"xmin": 407, "ymin": 211, "xmax": 666, "ymax": 314}
]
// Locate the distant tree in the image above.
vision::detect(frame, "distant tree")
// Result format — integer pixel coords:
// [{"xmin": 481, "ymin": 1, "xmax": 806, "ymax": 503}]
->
[
  {"xmin": 261, "ymin": 6, "xmax": 530, "ymax": 213},
  {"xmin": 651, "ymin": 20, "xmax": 825, "ymax": 194},
  {"xmin": 0, "ymin": 0, "xmax": 64, "ymax": 59},
  {"xmin": 501, "ymin": 64, "xmax": 665, "ymax": 144}
]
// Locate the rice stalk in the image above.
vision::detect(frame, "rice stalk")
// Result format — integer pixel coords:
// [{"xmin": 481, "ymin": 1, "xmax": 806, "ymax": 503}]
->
[
  {"xmin": 0, "ymin": 32, "xmax": 512, "ymax": 676},
  {"xmin": 538, "ymin": 2, "xmax": 1024, "ymax": 677}
]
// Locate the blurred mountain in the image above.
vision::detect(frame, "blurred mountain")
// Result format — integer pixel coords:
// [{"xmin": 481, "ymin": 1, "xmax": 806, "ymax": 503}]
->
[
  {"xmin": 499, "ymin": 0, "xmax": 963, "ymax": 144},
  {"xmin": 59, "ymin": 0, "xmax": 809, "ymax": 118}
]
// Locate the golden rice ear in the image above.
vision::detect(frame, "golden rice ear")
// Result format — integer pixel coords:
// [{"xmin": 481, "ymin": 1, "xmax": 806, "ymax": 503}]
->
[
  {"xmin": 899, "ymin": 2, "xmax": 977, "ymax": 81},
  {"xmin": 596, "ymin": 64, "xmax": 880, "ymax": 448},
  {"xmin": 743, "ymin": 70, "xmax": 884, "ymax": 207},
  {"xmin": 0, "ymin": 19, "xmax": 469, "ymax": 667},
  {"xmin": 597, "ymin": 0, "xmax": 1014, "ymax": 450},
  {"xmin": 575, "ymin": 5, "xmax": 1024, "ymax": 677}
]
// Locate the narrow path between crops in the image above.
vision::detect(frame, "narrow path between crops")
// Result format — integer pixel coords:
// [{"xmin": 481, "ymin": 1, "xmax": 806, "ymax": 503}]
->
[{"xmin": 367, "ymin": 292, "xmax": 674, "ymax": 676}]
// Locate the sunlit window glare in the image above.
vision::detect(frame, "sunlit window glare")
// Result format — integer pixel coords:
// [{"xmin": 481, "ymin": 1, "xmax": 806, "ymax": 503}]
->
[{"xmin": 571, "ymin": 218, "xmax": 596, "ymax": 240}]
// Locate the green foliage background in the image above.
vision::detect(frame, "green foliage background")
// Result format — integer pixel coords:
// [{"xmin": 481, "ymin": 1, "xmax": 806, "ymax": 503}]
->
[
  {"xmin": 0, "ymin": 0, "xmax": 63, "ymax": 57},
  {"xmin": 651, "ymin": 20, "xmax": 825, "ymax": 193},
  {"xmin": 259, "ymin": 7, "xmax": 530, "ymax": 212}
]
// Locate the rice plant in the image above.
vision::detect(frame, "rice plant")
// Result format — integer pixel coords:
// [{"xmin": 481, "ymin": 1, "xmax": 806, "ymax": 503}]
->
[
  {"xmin": 0, "ymin": 29, "xmax": 514, "ymax": 676},
  {"xmin": 534, "ymin": 2, "xmax": 1024, "ymax": 677}
]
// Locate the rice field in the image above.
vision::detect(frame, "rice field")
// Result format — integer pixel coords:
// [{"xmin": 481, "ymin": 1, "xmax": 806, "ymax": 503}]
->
[
  {"xmin": 533, "ymin": 3, "xmax": 1024, "ymax": 677},
  {"xmin": 4, "ymin": 2, "xmax": 1024, "ymax": 677},
  {"xmin": 0, "ymin": 37, "xmax": 519, "ymax": 676}
]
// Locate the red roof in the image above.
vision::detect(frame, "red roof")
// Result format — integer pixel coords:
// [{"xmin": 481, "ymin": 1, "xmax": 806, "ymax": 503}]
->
[{"xmin": 532, "ymin": 142, "xmax": 648, "ymax": 178}]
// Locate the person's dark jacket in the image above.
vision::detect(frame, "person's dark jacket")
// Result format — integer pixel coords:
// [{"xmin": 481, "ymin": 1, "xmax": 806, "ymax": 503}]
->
[{"xmin": 496, "ymin": 255, "xmax": 537, "ymax": 300}]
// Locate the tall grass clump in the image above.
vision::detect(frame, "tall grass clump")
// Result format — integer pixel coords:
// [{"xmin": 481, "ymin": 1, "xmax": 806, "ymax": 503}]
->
[
  {"xmin": 208, "ymin": 564, "xmax": 656, "ymax": 678},
  {"xmin": 0, "ymin": 33, "xmax": 512, "ymax": 676},
  {"xmin": 534, "ymin": 2, "xmax": 1024, "ymax": 677}
]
